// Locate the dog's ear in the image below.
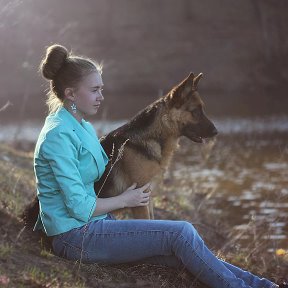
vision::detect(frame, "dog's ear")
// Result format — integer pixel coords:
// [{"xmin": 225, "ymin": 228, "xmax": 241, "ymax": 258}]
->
[
  {"xmin": 167, "ymin": 72, "xmax": 196, "ymax": 108},
  {"xmin": 174, "ymin": 72, "xmax": 195, "ymax": 91},
  {"xmin": 192, "ymin": 73, "xmax": 203, "ymax": 90},
  {"xmin": 187, "ymin": 72, "xmax": 195, "ymax": 81}
]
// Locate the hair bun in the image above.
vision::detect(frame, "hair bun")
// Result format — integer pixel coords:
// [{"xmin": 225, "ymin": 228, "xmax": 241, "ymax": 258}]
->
[{"xmin": 40, "ymin": 44, "xmax": 69, "ymax": 80}]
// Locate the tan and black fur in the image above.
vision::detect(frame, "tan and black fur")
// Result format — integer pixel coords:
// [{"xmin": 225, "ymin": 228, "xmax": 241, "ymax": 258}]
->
[{"xmin": 22, "ymin": 72, "xmax": 217, "ymax": 228}]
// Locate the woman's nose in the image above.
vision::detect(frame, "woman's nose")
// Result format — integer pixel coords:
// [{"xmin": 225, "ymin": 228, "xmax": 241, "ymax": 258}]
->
[{"xmin": 97, "ymin": 91, "xmax": 104, "ymax": 101}]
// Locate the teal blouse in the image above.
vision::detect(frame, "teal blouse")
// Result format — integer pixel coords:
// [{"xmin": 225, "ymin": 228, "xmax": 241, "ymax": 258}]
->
[{"xmin": 33, "ymin": 106, "xmax": 109, "ymax": 236}]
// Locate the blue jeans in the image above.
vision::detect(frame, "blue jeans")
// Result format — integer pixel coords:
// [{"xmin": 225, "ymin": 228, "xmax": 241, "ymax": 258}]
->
[{"xmin": 52, "ymin": 214, "xmax": 277, "ymax": 288}]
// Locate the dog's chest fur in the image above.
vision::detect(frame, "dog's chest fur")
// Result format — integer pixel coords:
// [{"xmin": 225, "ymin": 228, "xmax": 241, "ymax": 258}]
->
[{"xmin": 143, "ymin": 137, "xmax": 179, "ymax": 169}]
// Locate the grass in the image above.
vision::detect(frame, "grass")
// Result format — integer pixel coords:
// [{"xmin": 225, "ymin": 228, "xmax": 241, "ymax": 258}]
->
[
  {"xmin": 0, "ymin": 142, "xmax": 35, "ymax": 216},
  {"xmin": 40, "ymin": 248, "xmax": 55, "ymax": 259},
  {"xmin": 0, "ymin": 142, "xmax": 207, "ymax": 287},
  {"xmin": 19, "ymin": 265, "xmax": 86, "ymax": 288},
  {"xmin": 0, "ymin": 243, "xmax": 13, "ymax": 258},
  {"xmin": 0, "ymin": 134, "xmax": 287, "ymax": 287}
]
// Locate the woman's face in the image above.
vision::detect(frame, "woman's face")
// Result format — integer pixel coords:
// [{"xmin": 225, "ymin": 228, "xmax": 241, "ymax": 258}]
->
[{"xmin": 73, "ymin": 71, "xmax": 104, "ymax": 117}]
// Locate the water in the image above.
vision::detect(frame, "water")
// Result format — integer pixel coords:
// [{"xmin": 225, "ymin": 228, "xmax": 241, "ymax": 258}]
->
[
  {"xmin": 0, "ymin": 119, "xmax": 127, "ymax": 142},
  {"xmin": 0, "ymin": 115, "xmax": 288, "ymax": 142},
  {"xmin": 169, "ymin": 129, "xmax": 288, "ymax": 253},
  {"xmin": 1, "ymin": 116, "xmax": 287, "ymax": 252}
]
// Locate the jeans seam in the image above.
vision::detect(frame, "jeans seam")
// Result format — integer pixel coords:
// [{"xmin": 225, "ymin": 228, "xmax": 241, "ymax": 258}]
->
[
  {"xmin": 61, "ymin": 239, "xmax": 90, "ymax": 258},
  {"xmin": 83, "ymin": 230, "xmax": 177, "ymax": 256},
  {"xmin": 177, "ymin": 233, "xmax": 232, "ymax": 288},
  {"xmin": 86, "ymin": 228, "xmax": 184, "ymax": 237},
  {"xmin": 87, "ymin": 228, "xmax": 232, "ymax": 287}
]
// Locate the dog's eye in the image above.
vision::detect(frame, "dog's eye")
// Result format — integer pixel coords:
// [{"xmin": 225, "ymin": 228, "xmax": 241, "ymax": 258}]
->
[{"xmin": 191, "ymin": 108, "xmax": 201, "ymax": 119}]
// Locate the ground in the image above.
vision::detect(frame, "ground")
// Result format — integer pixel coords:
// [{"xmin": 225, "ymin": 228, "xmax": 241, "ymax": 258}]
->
[{"xmin": 0, "ymin": 137, "xmax": 286, "ymax": 287}]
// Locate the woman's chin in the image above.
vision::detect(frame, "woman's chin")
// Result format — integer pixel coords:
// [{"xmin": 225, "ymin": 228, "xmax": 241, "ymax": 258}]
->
[
  {"xmin": 90, "ymin": 108, "xmax": 99, "ymax": 115},
  {"xmin": 82, "ymin": 109, "xmax": 98, "ymax": 117}
]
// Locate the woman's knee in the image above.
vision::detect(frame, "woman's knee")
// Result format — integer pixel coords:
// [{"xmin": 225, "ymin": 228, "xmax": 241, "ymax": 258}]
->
[{"xmin": 175, "ymin": 221, "xmax": 200, "ymax": 240}]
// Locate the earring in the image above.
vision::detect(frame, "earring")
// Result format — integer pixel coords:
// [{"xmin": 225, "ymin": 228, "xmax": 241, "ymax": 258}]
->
[{"xmin": 71, "ymin": 103, "xmax": 77, "ymax": 114}]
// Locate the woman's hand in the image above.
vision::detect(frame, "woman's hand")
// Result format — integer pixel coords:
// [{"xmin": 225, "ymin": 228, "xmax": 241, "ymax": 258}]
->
[
  {"xmin": 120, "ymin": 183, "xmax": 151, "ymax": 208},
  {"xmin": 92, "ymin": 182, "xmax": 151, "ymax": 216}
]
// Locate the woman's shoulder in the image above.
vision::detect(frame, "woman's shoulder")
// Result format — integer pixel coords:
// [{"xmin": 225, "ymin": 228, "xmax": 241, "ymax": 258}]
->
[
  {"xmin": 35, "ymin": 115, "xmax": 80, "ymax": 155},
  {"xmin": 42, "ymin": 107, "xmax": 77, "ymax": 136},
  {"xmin": 40, "ymin": 116, "xmax": 70, "ymax": 139}
]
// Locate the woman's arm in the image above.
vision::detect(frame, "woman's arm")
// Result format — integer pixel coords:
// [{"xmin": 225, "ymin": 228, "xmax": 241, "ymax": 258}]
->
[{"xmin": 92, "ymin": 183, "xmax": 151, "ymax": 217}]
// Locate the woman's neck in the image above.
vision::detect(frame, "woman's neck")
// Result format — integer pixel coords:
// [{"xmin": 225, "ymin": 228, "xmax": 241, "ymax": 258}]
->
[{"xmin": 63, "ymin": 103, "xmax": 84, "ymax": 124}]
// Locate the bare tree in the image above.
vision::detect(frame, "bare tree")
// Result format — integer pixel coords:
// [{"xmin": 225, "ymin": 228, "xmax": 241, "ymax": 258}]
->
[{"xmin": 251, "ymin": 0, "xmax": 288, "ymax": 82}]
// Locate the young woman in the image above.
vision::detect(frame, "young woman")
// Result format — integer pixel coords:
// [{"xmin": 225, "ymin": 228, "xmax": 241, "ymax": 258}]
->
[{"xmin": 33, "ymin": 44, "xmax": 284, "ymax": 288}]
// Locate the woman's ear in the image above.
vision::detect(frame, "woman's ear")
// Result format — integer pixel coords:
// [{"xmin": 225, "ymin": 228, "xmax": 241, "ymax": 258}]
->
[{"xmin": 64, "ymin": 87, "xmax": 75, "ymax": 101}]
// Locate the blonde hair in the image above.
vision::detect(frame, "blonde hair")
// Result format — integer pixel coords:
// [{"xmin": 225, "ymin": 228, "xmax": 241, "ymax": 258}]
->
[{"xmin": 39, "ymin": 44, "xmax": 102, "ymax": 114}]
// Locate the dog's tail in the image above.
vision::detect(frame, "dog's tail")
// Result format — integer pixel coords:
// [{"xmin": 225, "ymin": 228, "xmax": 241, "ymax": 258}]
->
[
  {"xmin": 21, "ymin": 197, "xmax": 53, "ymax": 250},
  {"xmin": 21, "ymin": 196, "xmax": 39, "ymax": 230}
]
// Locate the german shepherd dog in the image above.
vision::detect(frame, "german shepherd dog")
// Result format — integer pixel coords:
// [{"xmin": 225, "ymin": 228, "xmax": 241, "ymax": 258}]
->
[{"xmin": 22, "ymin": 72, "xmax": 217, "ymax": 228}]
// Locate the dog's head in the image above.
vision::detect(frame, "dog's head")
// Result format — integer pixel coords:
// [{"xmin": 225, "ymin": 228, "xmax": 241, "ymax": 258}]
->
[{"xmin": 165, "ymin": 72, "xmax": 218, "ymax": 143}]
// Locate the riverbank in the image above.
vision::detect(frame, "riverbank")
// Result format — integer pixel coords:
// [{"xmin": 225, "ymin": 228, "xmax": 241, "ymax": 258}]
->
[{"xmin": 0, "ymin": 133, "xmax": 287, "ymax": 286}]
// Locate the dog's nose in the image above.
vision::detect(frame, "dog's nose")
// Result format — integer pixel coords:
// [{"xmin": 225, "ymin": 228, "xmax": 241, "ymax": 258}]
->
[{"xmin": 211, "ymin": 127, "xmax": 218, "ymax": 136}]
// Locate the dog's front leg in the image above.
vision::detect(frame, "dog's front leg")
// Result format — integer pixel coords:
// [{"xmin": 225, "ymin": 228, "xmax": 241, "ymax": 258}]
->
[
  {"xmin": 131, "ymin": 206, "xmax": 150, "ymax": 219},
  {"xmin": 148, "ymin": 198, "xmax": 154, "ymax": 219},
  {"xmin": 131, "ymin": 184, "xmax": 155, "ymax": 219}
]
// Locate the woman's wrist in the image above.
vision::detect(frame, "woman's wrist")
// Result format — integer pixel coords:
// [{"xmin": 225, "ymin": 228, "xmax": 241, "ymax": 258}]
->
[
  {"xmin": 117, "ymin": 194, "xmax": 126, "ymax": 209},
  {"xmin": 92, "ymin": 195, "xmax": 126, "ymax": 217}
]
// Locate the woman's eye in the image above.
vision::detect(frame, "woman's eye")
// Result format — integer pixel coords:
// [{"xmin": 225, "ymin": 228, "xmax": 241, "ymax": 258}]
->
[{"xmin": 93, "ymin": 88, "xmax": 103, "ymax": 93}]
